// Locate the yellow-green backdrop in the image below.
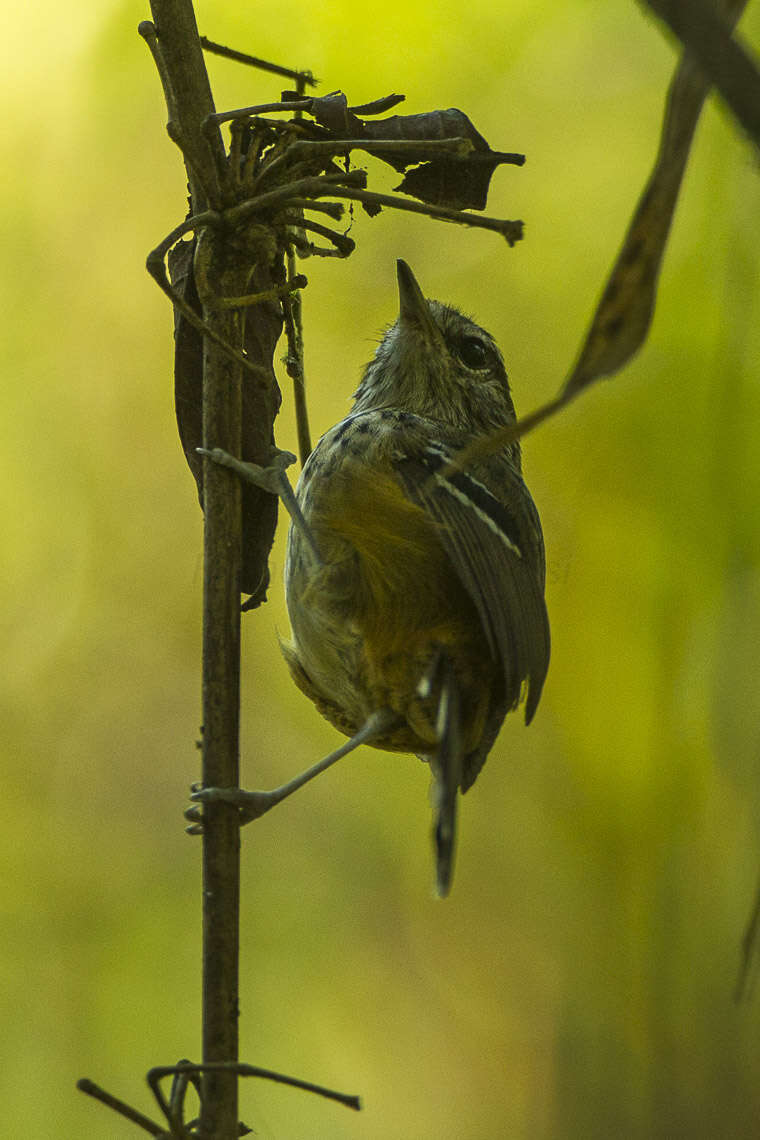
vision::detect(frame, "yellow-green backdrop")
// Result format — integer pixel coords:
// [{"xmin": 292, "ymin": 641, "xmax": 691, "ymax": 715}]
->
[{"xmin": 3, "ymin": 1, "xmax": 760, "ymax": 1136}]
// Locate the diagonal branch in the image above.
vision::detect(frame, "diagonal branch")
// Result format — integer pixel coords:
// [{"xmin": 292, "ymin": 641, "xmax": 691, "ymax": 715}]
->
[{"xmin": 641, "ymin": 0, "xmax": 760, "ymax": 149}]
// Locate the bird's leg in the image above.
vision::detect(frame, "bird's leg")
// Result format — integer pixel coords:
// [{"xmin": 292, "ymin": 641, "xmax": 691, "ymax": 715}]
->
[
  {"xmin": 186, "ymin": 708, "xmax": 399, "ymax": 832},
  {"xmin": 196, "ymin": 444, "xmax": 322, "ymax": 564}
]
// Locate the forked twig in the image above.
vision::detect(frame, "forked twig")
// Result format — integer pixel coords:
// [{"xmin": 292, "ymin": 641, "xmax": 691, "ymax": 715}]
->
[{"xmin": 148, "ymin": 1061, "xmax": 361, "ymax": 1117}]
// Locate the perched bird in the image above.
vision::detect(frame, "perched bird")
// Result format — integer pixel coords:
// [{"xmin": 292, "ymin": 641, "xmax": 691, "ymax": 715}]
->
[{"xmin": 194, "ymin": 260, "xmax": 550, "ymax": 895}]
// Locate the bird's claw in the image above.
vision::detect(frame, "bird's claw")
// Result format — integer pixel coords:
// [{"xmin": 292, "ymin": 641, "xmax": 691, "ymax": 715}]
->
[
  {"xmin": 186, "ymin": 785, "xmax": 280, "ymax": 832},
  {"xmin": 196, "ymin": 446, "xmax": 296, "ymax": 496}
]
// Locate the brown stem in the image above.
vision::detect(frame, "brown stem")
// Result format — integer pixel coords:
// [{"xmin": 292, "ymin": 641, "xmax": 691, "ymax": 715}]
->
[
  {"xmin": 146, "ymin": 3, "xmax": 242, "ymax": 1135},
  {"xmin": 147, "ymin": 1, "xmax": 226, "ymax": 209},
  {"xmin": 198, "ymin": 297, "xmax": 243, "ymax": 1139}
]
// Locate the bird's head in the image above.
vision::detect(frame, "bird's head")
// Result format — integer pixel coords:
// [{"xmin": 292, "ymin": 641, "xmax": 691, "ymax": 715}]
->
[{"xmin": 353, "ymin": 260, "xmax": 517, "ymax": 435}]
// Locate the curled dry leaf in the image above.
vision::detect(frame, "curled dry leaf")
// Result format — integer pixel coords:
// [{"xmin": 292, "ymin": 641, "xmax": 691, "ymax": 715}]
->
[{"xmin": 281, "ymin": 89, "xmax": 525, "ymax": 211}]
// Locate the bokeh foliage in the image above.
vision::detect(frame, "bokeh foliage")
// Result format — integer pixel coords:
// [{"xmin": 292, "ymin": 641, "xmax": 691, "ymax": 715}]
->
[{"xmin": 2, "ymin": 0, "xmax": 760, "ymax": 1135}]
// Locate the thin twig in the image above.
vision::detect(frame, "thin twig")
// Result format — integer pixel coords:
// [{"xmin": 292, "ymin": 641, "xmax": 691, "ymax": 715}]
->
[
  {"xmin": 445, "ymin": 392, "xmax": 571, "ymax": 475},
  {"xmin": 225, "ymin": 171, "xmax": 523, "ymax": 245},
  {"xmin": 211, "ymin": 100, "xmax": 314, "ymax": 125},
  {"xmin": 279, "ymin": 197, "xmax": 345, "ymax": 219},
  {"xmin": 76, "ymin": 1079, "xmax": 165, "ymax": 1137},
  {"xmin": 316, "ymin": 185, "xmax": 524, "ymax": 244},
  {"xmin": 274, "ymin": 136, "xmax": 478, "ymax": 158},
  {"xmin": 290, "ymin": 218, "xmax": 355, "ymax": 256},
  {"xmin": 224, "ymin": 169, "xmax": 369, "ymax": 226},
  {"xmin": 198, "ymin": 273, "xmax": 308, "ymax": 310},
  {"xmin": 148, "ymin": 1061, "xmax": 362, "ymax": 1114},
  {"xmin": 199, "ymin": 36, "xmax": 317, "ymax": 86},
  {"xmin": 285, "ymin": 72, "xmax": 312, "ymax": 465}
]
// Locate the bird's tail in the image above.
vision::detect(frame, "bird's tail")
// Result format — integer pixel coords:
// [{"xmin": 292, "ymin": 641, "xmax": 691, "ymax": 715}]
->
[{"xmin": 424, "ymin": 651, "xmax": 463, "ymax": 897}]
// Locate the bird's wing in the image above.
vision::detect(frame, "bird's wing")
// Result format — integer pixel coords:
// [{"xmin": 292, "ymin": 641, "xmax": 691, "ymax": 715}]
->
[{"xmin": 394, "ymin": 446, "xmax": 550, "ymax": 733}]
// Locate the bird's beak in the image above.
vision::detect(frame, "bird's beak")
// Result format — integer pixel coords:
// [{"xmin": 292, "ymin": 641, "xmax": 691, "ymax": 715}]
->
[{"xmin": 396, "ymin": 260, "xmax": 444, "ymax": 346}]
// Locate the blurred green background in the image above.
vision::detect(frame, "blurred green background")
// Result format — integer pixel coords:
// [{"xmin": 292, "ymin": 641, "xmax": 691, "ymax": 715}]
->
[{"xmin": 3, "ymin": 1, "xmax": 760, "ymax": 1136}]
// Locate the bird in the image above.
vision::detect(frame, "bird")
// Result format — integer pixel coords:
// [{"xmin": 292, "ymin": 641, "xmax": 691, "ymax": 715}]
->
[{"xmin": 192, "ymin": 259, "xmax": 550, "ymax": 895}]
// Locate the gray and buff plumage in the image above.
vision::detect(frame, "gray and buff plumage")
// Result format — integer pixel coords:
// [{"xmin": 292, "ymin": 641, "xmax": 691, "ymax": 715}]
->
[{"xmin": 282, "ymin": 261, "xmax": 550, "ymax": 893}]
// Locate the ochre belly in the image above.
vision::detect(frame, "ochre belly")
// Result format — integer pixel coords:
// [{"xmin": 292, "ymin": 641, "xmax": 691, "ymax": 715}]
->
[{"xmin": 284, "ymin": 461, "xmax": 499, "ymax": 753}]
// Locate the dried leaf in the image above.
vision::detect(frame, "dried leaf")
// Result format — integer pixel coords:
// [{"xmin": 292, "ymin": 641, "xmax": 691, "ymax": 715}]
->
[
  {"xmin": 564, "ymin": 0, "xmax": 749, "ymax": 395},
  {"xmin": 282, "ymin": 91, "xmax": 524, "ymax": 212},
  {"xmin": 169, "ymin": 237, "xmax": 204, "ymax": 491},
  {"xmin": 169, "ymin": 237, "xmax": 283, "ymax": 607},
  {"xmin": 362, "ymin": 107, "xmax": 489, "ymax": 165},
  {"xmin": 348, "ymin": 93, "xmax": 406, "ymax": 116},
  {"xmin": 394, "ymin": 151, "xmax": 518, "ymax": 211}
]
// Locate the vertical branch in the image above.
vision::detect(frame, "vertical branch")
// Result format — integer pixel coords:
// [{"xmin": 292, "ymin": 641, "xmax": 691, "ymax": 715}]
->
[
  {"xmin": 199, "ymin": 286, "xmax": 243, "ymax": 1139},
  {"xmin": 147, "ymin": 2, "xmax": 242, "ymax": 1135},
  {"xmin": 148, "ymin": 0, "xmax": 225, "ymax": 210}
]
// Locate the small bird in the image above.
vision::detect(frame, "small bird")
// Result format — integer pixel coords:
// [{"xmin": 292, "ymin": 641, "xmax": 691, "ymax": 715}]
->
[{"xmin": 193, "ymin": 260, "xmax": 550, "ymax": 895}]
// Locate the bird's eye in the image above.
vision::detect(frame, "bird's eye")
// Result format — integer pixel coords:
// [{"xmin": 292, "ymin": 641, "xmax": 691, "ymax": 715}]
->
[{"xmin": 458, "ymin": 336, "xmax": 489, "ymax": 370}]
